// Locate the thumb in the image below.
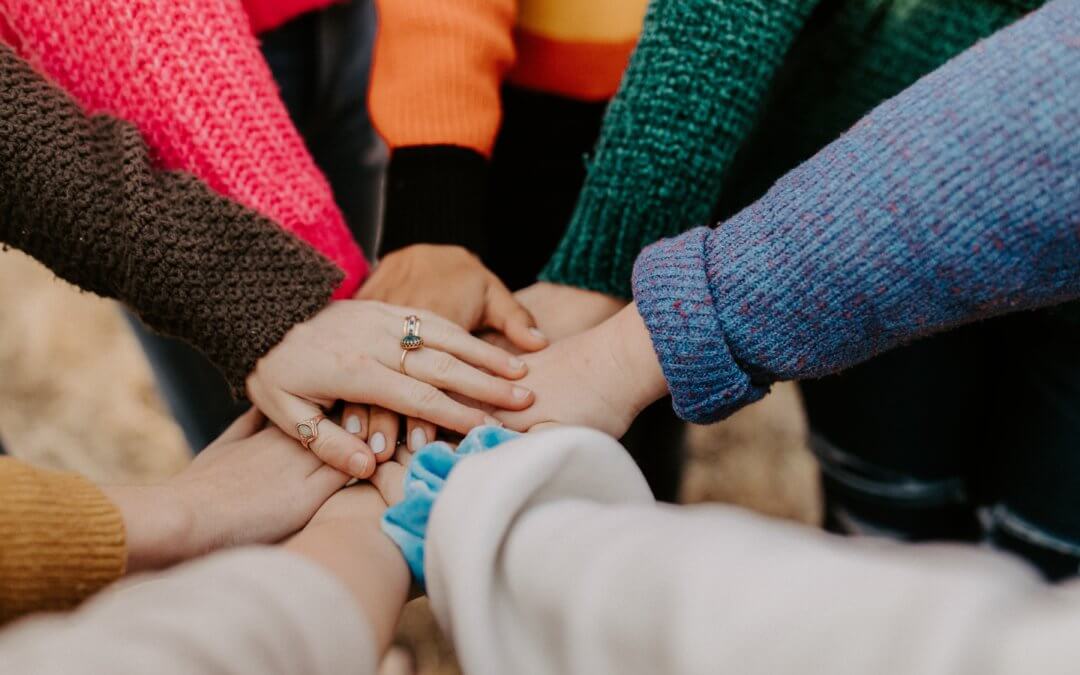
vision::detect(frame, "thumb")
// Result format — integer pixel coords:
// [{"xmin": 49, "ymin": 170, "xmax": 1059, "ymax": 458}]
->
[{"xmin": 484, "ymin": 283, "xmax": 548, "ymax": 353}]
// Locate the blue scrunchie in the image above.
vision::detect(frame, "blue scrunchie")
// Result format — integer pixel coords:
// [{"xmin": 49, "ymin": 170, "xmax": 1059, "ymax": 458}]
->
[{"xmin": 381, "ymin": 425, "xmax": 520, "ymax": 589}]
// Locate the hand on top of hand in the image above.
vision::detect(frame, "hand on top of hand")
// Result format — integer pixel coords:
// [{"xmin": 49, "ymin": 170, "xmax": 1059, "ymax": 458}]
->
[
  {"xmin": 493, "ymin": 304, "xmax": 669, "ymax": 439},
  {"xmin": 246, "ymin": 299, "xmax": 535, "ymax": 478},
  {"xmin": 106, "ymin": 408, "xmax": 351, "ymax": 572},
  {"xmin": 358, "ymin": 245, "xmax": 548, "ymax": 351}
]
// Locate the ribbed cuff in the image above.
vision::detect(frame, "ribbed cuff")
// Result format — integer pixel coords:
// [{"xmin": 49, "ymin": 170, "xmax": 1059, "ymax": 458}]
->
[
  {"xmin": 379, "ymin": 146, "xmax": 490, "ymax": 258},
  {"xmin": 0, "ymin": 460, "xmax": 126, "ymax": 622},
  {"xmin": 631, "ymin": 227, "xmax": 769, "ymax": 424},
  {"xmin": 540, "ymin": 191, "xmax": 657, "ymax": 300}
]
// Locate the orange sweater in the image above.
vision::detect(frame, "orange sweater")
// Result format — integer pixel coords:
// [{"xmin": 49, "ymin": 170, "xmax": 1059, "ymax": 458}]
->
[
  {"xmin": 0, "ymin": 459, "xmax": 126, "ymax": 623},
  {"xmin": 370, "ymin": 0, "xmax": 649, "ymax": 157}
]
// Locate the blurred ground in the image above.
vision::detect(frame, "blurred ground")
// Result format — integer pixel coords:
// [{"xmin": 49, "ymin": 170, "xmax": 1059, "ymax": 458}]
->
[{"xmin": 0, "ymin": 248, "xmax": 821, "ymax": 674}]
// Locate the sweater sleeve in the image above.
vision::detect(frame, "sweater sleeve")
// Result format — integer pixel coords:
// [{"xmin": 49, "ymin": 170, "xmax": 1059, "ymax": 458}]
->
[
  {"xmin": 0, "ymin": 44, "xmax": 342, "ymax": 392},
  {"xmin": 425, "ymin": 427, "xmax": 1063, "ymax": 675},
  {"xmin": 632, "ymin": 0, "xmax": 1080, "ymax": 423},
  {"xmin": 0, "ymin": 548, "xmax": 376, "ymax": 675},
  {"xmin": 0, "ymin": 0, "xmax": 367, "ymax": 297},
  {"xmin": 540, "ymin": 0, "xmax": 819, "ymax": 298},
  {"xmin": 369, "ymin": 0, "xmax": 516, "ymax": 258},
  {"xmin": 0, "ymin": 459, "xmax": 126, "ymax": 623}
]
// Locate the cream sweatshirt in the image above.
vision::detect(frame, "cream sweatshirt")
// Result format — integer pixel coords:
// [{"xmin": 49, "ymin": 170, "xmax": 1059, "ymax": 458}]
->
[{"xmin": 4, "ymin": 428, "xmax": 1080, "ymax": 674}]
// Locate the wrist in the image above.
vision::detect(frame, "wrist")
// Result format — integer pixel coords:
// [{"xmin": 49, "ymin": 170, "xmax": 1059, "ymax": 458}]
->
[
  {"xmin": 102, "ymin": 484, "xmax": 194, "ymax": 573},
  {"xmin": 288, "ymin": 511, "xmax": 409, "ymax": 651},
  {"xmin": 604, "ymin": 303, "xmax": 669, "ymax": 415}
]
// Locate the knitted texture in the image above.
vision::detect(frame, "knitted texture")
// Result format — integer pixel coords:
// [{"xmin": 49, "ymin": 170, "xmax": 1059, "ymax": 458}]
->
[
  {"xmin": 541, "ymin": 0, "xmax": 819, "ymax": 298},
  {"xmin": 716, "ymin": 0, "xmax": 1049, "ymax": 219},
  {"xmin": 0, "ymin": 0, "xmax": 367, "ymax": 297},
  {"xmin": 0, "ymin": 44, "xmax": 342, "ymax": 392},
  {"xmin": 0, "ymin": 459, "xmax": 125, "ymax": 622},
  {"xmin": 542, "ymin": 0, "xmax": 1047, "ymax": 299},
  {"xmin": 633, "ymin": 0, "xmax": 1080, "ymax": 424}
]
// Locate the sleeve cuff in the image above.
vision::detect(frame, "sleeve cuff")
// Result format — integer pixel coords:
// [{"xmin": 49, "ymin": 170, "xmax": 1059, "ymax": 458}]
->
[
  {"xmin": 631, "ymin": 227, "xmax": 769, "ymax": 424},
  {"xmin": 0, "ymin": 460, "xmax": 126, "ymax": 621},
  {"xmin": 378, "ymin": 146, "xmax": 490, "ymax": 258}
]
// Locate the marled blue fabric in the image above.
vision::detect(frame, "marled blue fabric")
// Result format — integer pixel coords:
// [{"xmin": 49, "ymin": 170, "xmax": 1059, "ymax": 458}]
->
[
  {"xmin": 633, "ymin": 0, "xmax": 1080, "ymax": 424},
  {"xmin": 381, "ymin": 426, "xmax": 520, "ymax": 589}
]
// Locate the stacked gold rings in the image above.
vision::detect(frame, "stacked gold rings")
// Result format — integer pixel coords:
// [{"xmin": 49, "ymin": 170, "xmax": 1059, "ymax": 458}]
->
[{"xmin": 400, "ymin": 315, "xmax": 423, "ymax": 374}]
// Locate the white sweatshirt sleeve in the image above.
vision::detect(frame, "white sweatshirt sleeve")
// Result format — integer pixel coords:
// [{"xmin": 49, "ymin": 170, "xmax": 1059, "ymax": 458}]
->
[
  {"xmin": 0, "ymin": 547, "xmax": 376, "ymax": 675},
  {"xmin": 425, "ymin": 426, "xmax": 1080, "ymax": 675}
]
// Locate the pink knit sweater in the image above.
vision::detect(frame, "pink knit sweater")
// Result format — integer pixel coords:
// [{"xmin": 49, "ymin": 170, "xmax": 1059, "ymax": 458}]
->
[{"xmin": 0, "ymin": 0, "xmax": 366, "ymax": 297}]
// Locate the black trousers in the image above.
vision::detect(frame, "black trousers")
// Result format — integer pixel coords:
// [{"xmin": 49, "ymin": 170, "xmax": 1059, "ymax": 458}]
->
[{"xmin": 804, "ymin": 308, "xmax": 1080, "ymax": 579}]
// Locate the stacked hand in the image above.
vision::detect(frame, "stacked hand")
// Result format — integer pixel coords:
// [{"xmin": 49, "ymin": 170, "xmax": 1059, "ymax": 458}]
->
[
  {"xmin": 352, "ymin": 244, "xmax": 665, "ymax": 441},
  {"xmin": 246, "ymin": 299, "xmax": 535, "ymax": 478}
]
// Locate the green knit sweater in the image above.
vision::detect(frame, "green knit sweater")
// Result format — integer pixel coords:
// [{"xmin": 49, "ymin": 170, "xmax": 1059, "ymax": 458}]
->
[{"xmin": 540, "ymin": 0, "xmax": 1045, "ymax": 299}]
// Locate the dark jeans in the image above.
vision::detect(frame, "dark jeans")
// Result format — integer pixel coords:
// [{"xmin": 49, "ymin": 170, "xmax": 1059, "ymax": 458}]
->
[
  {"xmin": 803, "ymin": 308, "xmax": 1080, "ymax": 579},
  {"xmin": 131, "ymin": 0, "xmax": 383, "ymax": 452}
]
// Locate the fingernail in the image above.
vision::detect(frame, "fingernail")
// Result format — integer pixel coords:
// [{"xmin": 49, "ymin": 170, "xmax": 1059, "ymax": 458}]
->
[
  {"xmin": 410, "ymin": 427, "xmax": 427, "ymax": 451},
  {"xmin": 484, "ymin": 416, "xmax": 503, "ymax": 428},
  {"xmin": 344, "ymin": 415, "xmax": 362, "ymax": 435},
  {"xmin": 509, "ymin": 357, "xmax": 526, "ymax": 371},
  {"xmin": 348, "ymin": 452, "xmax": 370, "ymax": 476},
  {"xmin": 370, "ymin": 432, "xmax": 387, "ymax": 455},
  {"xmin": 512, "ymin": 386, "xmax": 531, "ymax": 400},
  {"xmin": 530, "ymin": 327, "xmax": 547, "ymax": 341}
]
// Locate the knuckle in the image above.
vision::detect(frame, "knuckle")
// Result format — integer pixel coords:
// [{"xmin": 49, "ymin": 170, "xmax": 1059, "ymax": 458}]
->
[
  {"xmin": 432, "ymin": 352, "xmax": 456, "ymax": 379},
  {"xmin": 411, "ymin": 382, "xmax": 443, "ymax": 410}
]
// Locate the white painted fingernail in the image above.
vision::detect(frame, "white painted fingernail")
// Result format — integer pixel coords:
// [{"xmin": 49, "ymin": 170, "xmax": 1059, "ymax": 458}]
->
[
  {"xmin": 484, "ymin": 416, "xmax": 503, "ymax": 428},
  {"xmin": 529, "ymin": 327, "xmax": 547, "ymax": 341},
  {"xmin": 344, "ymin": 415, "xmax": 362, "ymax": 435},
  {"xmin": 410, "ymin": 427, "xmax": 427, "ymax": 450},
  {"xmin": 348, "ymin": 452, "xmax": 370, "ymax": 477},
  {"xmin": 509, "ymin": 357, "xmax": 526, "ymax": 371},
  {"xmin": 512, "ymin": 386, "xmax": 531, "ymax": 400},
  {"xmin": 370, "ymin": 432, "xmax": 387, "ymax": 455}
]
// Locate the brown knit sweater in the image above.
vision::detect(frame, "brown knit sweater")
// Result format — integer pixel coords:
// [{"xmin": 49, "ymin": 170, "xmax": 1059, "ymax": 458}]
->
[
  {"xmin": 0, "ymin": 459, "xmax": 125, "ymax": 622},
  {"xmin": 0, "ymin": 43, "xmax": 343, "ymax": 391}
]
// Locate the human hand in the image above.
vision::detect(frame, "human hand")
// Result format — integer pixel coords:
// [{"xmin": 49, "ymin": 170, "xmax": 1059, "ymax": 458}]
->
[
  {"xmin": 494, "ymin": 304, "xmax": 669, "ymax": 438},
  {"xmin": 104, "ymin": 409, "xmax": 350, "ymax": 572},
  {"xmin": 358, "ymin": 245, "xmax": 547, "ymax": 350},
  {"xmin": 514, "ymin": 282, "xmax": 627, "ymax": 343},
  {"xmin": 246, "ymin": 300, "xmax": 535, "ymax": 478},
  {"xmin": 353, "ymin": 246, "xmax": 548, "ymax": 461}
]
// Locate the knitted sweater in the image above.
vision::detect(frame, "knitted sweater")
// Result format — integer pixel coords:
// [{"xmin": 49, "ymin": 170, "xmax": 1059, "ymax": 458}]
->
[
  {"xmin": 632, "ymin": 0, "xmax": 1080, "ymax": 424},
  {"xmin": 0, "ymin": 43, "xmax": 342, "ymax": 391},
  {"xmin": 0, "ymin": 0, "xmax": 367, "ymax": 297},
  {"xmin": 543, "ymin": 0, "xmax": 1045, "ymax": 298},
  {"xmin": 0, "ymin": 459, "xmax": 125, "ymax": 622},
  {"xmin": 372, "ymin": 0, "xmax": 649, "ymax": 257}
]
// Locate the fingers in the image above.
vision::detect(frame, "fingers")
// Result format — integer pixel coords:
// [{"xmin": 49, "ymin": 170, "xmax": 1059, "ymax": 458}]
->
[
  {"xmin": 484, "ymin": 283, "xmax": 547, "ymax": 353},
  {"xmin": 268, "ymin": 389, "xmax": 376, "ymax": 479},
  {"xmin": 341, "ymin": 403, "xmax": 369, "ymax": 441},
  {"xmin": 403, "ymin": 348, "xmax": 534, "ymax": 411},
  {"xmin": 411, "ymin": 310, "xmax": 528, "ymax": 380},
  {"xmin": 368, "ymin": 405, "xmax": 399, "ymax": 464},
  {"xmin": 370, "ymin": 459, "xmax": 408, "ymax": 506},
  {"xmin": 361, "ymin": 366, "xmax": 498, "ymax": 436},
  {"xmin": 405, "ymin": 417, "xmax": 437, "ymax": 452}
]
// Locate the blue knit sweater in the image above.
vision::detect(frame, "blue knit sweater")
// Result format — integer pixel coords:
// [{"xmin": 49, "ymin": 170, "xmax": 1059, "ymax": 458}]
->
[{"xmin": 632, "ymin": 0, "xmax": 1080, "ymax": 425}]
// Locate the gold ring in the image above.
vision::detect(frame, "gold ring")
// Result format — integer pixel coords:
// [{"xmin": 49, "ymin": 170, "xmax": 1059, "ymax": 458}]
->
[
  {"xmin": 296, "ymin": 414, "xmax": 325, "ymax": 451},
  {"xmin": 401, "ymin": 315, "xmax": 423, "ymax": 374},
  {"xmin": 401, "ymin": 315, "xmax": 423, "ymax": 351}
]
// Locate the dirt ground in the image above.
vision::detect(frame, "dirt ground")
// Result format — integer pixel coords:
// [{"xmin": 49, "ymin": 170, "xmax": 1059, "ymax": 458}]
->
[{"xmin": 0, "ymin": 248, "xmax": 821, "ymax": 674}]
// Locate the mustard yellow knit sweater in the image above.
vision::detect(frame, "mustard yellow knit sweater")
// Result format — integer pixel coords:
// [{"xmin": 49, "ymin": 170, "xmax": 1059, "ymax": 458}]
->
[{"xmin": 0, "ymin": 459, "xmax": 126, "ymax": 623}]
